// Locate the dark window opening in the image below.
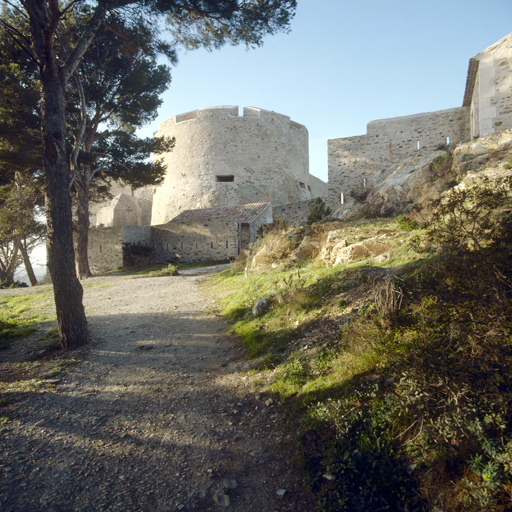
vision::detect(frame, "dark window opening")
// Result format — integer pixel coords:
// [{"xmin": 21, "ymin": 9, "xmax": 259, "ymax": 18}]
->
[
  {"xmin": 299, "ymin": 181, "xmax": 305, "ymax": 189},
  {"xmin": 216, "ymin": 175, "xmax": 235, "ymax": 182}
]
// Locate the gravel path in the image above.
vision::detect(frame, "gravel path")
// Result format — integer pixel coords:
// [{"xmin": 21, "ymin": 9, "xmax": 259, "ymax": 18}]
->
[{"xmin": 0, "ymin": 267, "xmax": 312, "ymax": 511}]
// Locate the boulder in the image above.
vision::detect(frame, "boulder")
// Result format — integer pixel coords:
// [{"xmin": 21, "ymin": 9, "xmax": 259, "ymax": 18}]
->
[{"xmin": 252, "ymin": 298, "xmax": 269, "ymax": 316}]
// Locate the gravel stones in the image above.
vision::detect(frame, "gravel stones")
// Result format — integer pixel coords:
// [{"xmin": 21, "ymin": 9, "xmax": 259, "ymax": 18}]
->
[{"xmin": 0, "ymin": 270, "xmax": 311, "ymax": 511}]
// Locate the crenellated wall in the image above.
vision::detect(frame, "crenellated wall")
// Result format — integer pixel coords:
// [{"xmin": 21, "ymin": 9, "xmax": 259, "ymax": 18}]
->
[
  {"xmin": 151, "ymin": 105, "xmax": 311, "ymax": 224},
  {"xmin": 327, "ymin": 107, "xmax": 470, "ymax": 210}
]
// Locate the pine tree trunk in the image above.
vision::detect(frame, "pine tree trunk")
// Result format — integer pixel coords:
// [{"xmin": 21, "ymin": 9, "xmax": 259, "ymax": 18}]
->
[
  {"xmin": 41, "ymin": 67, "xmax": 90, "ymax": 348},
  {"xmin": 20, "ymin": 241, "xmax": 38, "ymax": 286},
  {"xmin": 75, "ymin": 178, "xmax": 92, "ymax": 279}
]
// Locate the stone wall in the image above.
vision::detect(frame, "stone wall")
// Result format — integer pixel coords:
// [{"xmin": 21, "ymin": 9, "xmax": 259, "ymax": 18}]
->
[
  {"xmin": 87, "ymin": 226, "xmax": 151, "ymax": 273},
  {"xmin": 468, "ymin": 33, "xmax": 512, "ymax": 138},
  {"xmin": 87, "ymin": 226, "xmax": 123, "ymax": 273},
  {"xmin": 151, "ymin": 216, "xmax": 238, "ymax": 263},
  {"xmin": 327, "ymin": 107, "xmax": 470, "ymax": 209},
  {"xmin": 151, "ymin": 105, "xmax": 310, "ymax": 224},
  {"xmin": 309, "ymin": 174, "xmax": 328, "ymax": 199},
  {"xmin": 90, "ymin": 179, "xmax": 154, "ymax": 227},
  {"xmin": 273, "ymin": 199, "xmax": 317, "ymax": 227}
]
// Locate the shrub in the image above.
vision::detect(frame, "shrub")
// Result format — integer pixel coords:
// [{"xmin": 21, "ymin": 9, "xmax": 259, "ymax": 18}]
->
[
  {"xmin": 147, "ymin": 264, "xmax": 178, "ymax": 277},
  {"xmin": 307, "ymin": 198, "xmax": 332, "ymax": 225},
  {"xmin": 256, "ymin": 219, "xmax": 290, "ymax": 238},
  {"xmin": 0, "ymin": 280, "xmax": 28, "ymax": 289},
  {"xmin": 348, "ymin": 187, "xmax": 369, "ymax": 202},
  {"xmin": 395, "ymin": 215, "xmax": 419, "ymax": 231}
]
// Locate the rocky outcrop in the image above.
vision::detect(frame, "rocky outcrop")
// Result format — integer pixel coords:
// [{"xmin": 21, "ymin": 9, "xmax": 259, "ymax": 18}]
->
[{"xmin": 320, "ymin": 230, "xmax": 398, "ymax": 267}]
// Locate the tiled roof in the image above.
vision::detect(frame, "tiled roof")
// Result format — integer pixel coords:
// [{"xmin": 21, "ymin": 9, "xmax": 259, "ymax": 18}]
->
[
  {"xmin": 168, "ymin": 203, "xmax": 270, "ymax": 224},
  {"xmin": 462, "ymin": 58, "xmax": 479, "ymax": 108}
]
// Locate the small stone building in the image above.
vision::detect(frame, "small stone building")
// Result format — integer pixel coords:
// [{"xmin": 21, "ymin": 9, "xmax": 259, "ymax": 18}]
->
[
  {"xmin": 151, "ymin": 203, "xmax": 272, "ymax": 262},
  {"xmin": 87, "ymin": 203, "xmax": 272, "ymax": 273}
]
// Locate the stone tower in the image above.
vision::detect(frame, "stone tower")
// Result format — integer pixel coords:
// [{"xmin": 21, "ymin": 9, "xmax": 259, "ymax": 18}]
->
[{"xmin": 151, "ymin": 105, "xmax": 311, "ymax": 225}]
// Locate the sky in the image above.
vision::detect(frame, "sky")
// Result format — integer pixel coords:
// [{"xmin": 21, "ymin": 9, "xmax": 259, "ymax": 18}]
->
[{"xmin": 137, "ymin": 0, "xmax": 512, "ymax": 183}]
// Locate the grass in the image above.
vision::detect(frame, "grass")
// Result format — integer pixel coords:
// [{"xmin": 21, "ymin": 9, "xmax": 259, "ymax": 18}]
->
[
  {"xmin": 206, "ymin": 203, "xmax": 512, "ymax": 512},
  {"xmin": 0, "ymin": 290, "xmax": 55, "ymax": 349}
]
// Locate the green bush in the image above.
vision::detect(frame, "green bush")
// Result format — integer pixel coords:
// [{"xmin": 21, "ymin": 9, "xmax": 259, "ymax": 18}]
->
[
  {"xmin": 395, "ymin": 215, "xmax": 419, "ymax": 231},
  {"xmin": 307, "ymin": 198, "xmax": 332, "ymax": 225}
]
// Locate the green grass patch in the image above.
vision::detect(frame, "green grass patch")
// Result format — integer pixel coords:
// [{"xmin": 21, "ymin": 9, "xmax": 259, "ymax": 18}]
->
[
  {"xmin": 0, "ymin": 290, "xmax": 55, "ymax": 348},
  {"xmin": 207, "ymin": 193, "xmax": 512, "ymax": 512}
]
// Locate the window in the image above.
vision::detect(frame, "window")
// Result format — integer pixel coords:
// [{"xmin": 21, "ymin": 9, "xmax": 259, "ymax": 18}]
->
[
  {"xmin": 299, "ymin": 182, "xmax": 305, "ymax": 189},
  {"xmin": 226, "ymin": 241, "xmax": 228, "ymax": 249},
  {"xmin": 216, "ymin": 175, "xmax": 234, "ymax": 182},
  {"xmin": 341, "ymin": 193, "xmax": 344, "ymax": 205}
]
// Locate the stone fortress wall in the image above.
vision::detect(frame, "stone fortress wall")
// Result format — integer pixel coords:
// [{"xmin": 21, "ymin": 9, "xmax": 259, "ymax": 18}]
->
[
  {"xmin": 467, "ymin": 32, "xmax": 512, "ymax": 139},
  {"xmin": 151, "ymin": 105, "xmax": 311, "ymax": 224},
  {"xmin": 327, "ymin": 108, "xmax": 470, "ymax": 209},
  {"xmin": 88, "ymin": 225, "xmax": 151, "ymax": 273},
  {"xmin": 327, "ymin": 31, "xmax": 512, "ymax": 212},
  {"xmin": 85, "ymin": 32, "xmax": 512, "ymax": 272}
]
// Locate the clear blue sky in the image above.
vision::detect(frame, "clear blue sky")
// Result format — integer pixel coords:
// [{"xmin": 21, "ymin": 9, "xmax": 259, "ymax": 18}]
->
[{"xmin": 137, "ymin": 0, "xmax": 512, "ymax": 183}]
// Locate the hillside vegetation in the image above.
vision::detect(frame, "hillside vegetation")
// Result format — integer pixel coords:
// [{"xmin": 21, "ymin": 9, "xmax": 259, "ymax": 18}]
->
[{"xmin": 208, "ymin": 141, "xmax": 512, "ymax": 511}]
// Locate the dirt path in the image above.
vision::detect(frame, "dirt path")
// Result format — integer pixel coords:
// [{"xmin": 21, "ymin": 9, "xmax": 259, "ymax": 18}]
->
[{"xmin": 0, "ymin": 267, "xmax": 312, "ymax": 511}]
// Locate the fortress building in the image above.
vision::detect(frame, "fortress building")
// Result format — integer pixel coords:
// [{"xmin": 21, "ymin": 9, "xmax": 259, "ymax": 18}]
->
[
  {"xmin": 327, "ymin": 31, "xmax": 512, "ymax": 210},
  {"xmin": 151, "ymin": 105, "xmax": 316, "ymax": 224},
  {"xmin": 86, "ymin": 32, "xmax": 512, "ymax": 273},
  {"xmin": 90, "ymin": 105, "xmax": 326, "ymax": 229}
]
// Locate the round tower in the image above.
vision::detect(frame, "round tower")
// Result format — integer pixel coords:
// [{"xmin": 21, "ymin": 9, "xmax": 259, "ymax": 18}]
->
[{"xmin": 151, "ymin": 105, "xmax": 310, "ymax": 224}]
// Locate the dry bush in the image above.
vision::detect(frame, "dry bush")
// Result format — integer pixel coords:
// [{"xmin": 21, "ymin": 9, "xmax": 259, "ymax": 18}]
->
[
  {"xmin": 251, "ymin": 232, "xmax": 291, "ymax": 271},
  {"xmin": 231, "ymin": 249, "xmax": 252, "ymax": 272},
  {"xmin": 372, "ymin": 277, "xmax": 403, "ymax": 317}
]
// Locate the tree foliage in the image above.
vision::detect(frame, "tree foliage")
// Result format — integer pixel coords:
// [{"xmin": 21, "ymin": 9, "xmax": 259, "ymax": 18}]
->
[{"xmin": 0, "ymin": 0, "xmax": 297, "ymax": 347}]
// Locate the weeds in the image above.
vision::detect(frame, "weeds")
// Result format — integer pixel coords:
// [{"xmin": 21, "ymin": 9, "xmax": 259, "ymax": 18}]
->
[{"xmin": 208, "ymin": 175, "xmax": 512, "ymax": 511}]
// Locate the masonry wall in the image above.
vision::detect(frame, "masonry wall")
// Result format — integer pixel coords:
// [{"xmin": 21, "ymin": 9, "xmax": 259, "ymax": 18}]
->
[
  {"xmin": 152, "ymin": 105, "xmax": 310, "ymax": 224},
  {"xmin": 247, "ymin": 203, "xmax": 273, "ymax": 244},
  {"xmin": 309, "ymin": 175, "xmax": 328, "ymax": 199},
  {"xmin": 87, "ymin": 226, "xmax": 151, "ymax": 273},
  {"xmin": 273, "ymin": 199, "xmax": 317, "ymax": 227},
  {"xmin": 470, "ymin": 33, "xmax": 512, "ymax": 138},
  {"xmin": 151, "ymin": 216, "xmax": 238, "ymax": 263},
  {"xmin": 327, "ymin": 107, "xmax": 470, "ymax": 209},
  {"xmin": 87, "ymin": 227, "xmax": 123, "ymax": 273}
]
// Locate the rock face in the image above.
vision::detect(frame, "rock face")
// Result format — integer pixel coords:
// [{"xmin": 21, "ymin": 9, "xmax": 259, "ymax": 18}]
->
[{"xmin": 319, "ymin": 230, "xmax": 398, "ymax": 267}]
